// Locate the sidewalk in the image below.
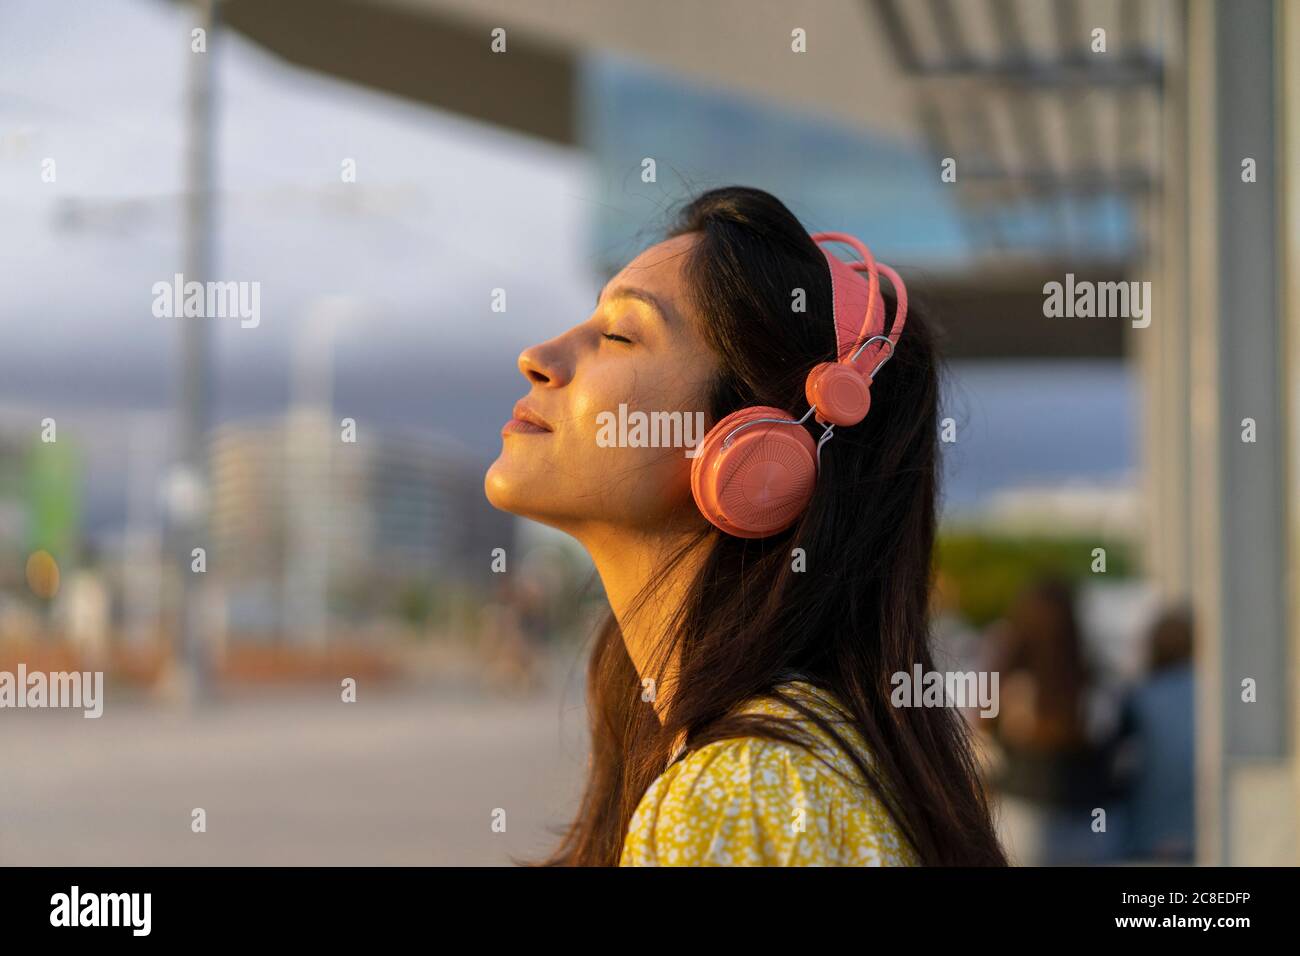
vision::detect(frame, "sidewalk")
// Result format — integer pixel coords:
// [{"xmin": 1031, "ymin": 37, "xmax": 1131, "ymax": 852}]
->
[{"xmin": 0, "ymin": 679, "xmax": 587, "ymax": 866}]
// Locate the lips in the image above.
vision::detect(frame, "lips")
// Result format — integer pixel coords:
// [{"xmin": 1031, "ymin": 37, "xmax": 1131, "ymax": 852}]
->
[{"xmin": 506, "ymin": 400, "xmax": 553, "ymax": 433}]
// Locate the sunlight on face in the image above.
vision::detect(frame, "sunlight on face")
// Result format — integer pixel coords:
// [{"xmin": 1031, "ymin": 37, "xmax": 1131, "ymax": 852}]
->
[{"xmin": 484, "ymin": 232, "xmax": 718, "ymax": 537}]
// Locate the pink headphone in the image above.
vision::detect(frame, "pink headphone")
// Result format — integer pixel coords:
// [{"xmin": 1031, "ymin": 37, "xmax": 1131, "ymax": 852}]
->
[{"xmin": 689, "ymin": 232, "xmax": 909, "ymax": 538}]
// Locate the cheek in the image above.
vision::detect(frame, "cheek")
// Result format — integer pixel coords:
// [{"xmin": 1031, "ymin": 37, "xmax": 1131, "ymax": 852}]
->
[
  {"xmin": 581, "ymin": 361, "xmax": 711, "ymax": 512},
  {"xmin": 487, "ymin": 352, "xmax": 715, "ymax": 525}
]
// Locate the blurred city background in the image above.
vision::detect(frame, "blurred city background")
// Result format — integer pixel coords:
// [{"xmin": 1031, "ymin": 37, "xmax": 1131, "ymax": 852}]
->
[{"xmin": 0, "ymin": 0, "xmax": 1295, "ymax": 865}]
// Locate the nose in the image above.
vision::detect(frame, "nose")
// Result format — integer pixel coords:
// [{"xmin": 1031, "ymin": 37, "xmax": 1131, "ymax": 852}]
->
[{"xmin": 518, "ymin": 339, "xmax": 571, "ymax": 387}]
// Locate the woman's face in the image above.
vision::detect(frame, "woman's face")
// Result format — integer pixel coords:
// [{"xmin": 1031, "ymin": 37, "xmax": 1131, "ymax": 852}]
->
[{"xmin": 484, "ymin": 232, "xmax": 719, "ymax": 537}]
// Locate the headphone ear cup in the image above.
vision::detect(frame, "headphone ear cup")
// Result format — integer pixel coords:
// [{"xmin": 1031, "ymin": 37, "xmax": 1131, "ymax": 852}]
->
[
  {"xmin": 690, "ymin": 406, "xmax": 817, "ymax": 538},
  {"xmin": 806, "ymin": 362, "xmax": 871, "ymax": 427}
]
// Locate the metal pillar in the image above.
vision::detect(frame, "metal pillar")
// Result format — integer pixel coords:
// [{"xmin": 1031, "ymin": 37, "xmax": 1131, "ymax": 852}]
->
[{"xmin": 173, "ymin": 0, "xmax": 219, "ymax": 701}]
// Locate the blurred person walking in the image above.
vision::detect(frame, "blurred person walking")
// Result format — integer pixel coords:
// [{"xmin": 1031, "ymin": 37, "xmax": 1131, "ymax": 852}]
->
[
  {"xmin": 1113, "ymin": 606, "xmax": 1195, "ymax": 862},
  {"xmin": 982, "ymin": 578, "xmax": 1126, "ymax": 865}
]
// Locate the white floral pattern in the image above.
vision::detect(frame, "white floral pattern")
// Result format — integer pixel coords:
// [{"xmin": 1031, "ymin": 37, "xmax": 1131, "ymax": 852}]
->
[{"xmin": 620, "ymin": 681, "xmax": 919, "ymax": 866}]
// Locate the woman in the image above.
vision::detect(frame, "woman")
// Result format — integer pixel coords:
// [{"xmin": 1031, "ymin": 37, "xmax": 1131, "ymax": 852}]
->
[
  {"xmin": 983, "ymin": 577, "xmax": 1126, "ymax": 864},
  {"xmin": 484, "ymin": 186, "xmax": 1006, "ymax": 866}
]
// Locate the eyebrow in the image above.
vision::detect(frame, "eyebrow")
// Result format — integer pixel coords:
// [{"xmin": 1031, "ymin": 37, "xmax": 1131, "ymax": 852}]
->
[{"xmin": 595, "ymin": 283, "xmax": 676, "ymax": 328}]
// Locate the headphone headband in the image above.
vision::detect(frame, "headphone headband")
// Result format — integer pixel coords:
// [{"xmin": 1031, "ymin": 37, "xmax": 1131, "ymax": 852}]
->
[{"xmin": 809, "ymin": 232, "xmax": 908, "ymax": 376}]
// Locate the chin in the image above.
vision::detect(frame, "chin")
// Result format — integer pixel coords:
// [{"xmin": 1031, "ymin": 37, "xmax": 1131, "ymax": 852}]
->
[
  {"xmin": 483, "ymin": 457, "xmax": 519, "ymax": 514},
  {"xmin": 484, "ymin": 457, "xmax": 559, "ymax": 525}
]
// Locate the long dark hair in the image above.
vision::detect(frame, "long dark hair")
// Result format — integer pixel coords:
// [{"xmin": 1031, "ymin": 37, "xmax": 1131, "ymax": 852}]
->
[
  {"xmin": 998, "ymin": 578, "xmax": 1093, "ymax": 749},
  {"xmin": 540, "ymin": 185, "xmax": 1006, "ymax": 866}
]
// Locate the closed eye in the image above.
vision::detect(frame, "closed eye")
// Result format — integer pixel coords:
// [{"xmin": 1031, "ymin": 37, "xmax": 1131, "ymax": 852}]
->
[{"xmin": 603, "ymin": 332, "xmax": 634, "ymax": 344}]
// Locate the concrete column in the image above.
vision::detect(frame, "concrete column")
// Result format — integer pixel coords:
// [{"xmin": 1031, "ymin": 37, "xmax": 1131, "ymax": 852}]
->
[
  {"xmin": 1138, "ymin": 2, "xmax": 1191, "ymax": 602},
  {"xmin": 1279, "ymin": 0, "xmax": 1300, "ymax": 866},
  {"xmin": 1184, "ymin": 0, "xmax": 1296, "ymax": 865}
]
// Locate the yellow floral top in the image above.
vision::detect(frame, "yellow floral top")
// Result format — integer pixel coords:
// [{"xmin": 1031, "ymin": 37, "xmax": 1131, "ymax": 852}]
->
[{"xmin": 620, "ymin": 680, "xmax": 918, "ymax": 866}]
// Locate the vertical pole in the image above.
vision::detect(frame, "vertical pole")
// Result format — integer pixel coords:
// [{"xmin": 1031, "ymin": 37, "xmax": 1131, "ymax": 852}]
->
[{"xmin": 175, "ymin": 0, "xmax": 218, "ymax": 701}]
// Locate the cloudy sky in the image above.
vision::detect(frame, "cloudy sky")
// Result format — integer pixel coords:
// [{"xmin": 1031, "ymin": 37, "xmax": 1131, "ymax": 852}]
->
[{"xmin": 0, "ymin": 0, "xmax": 1135, "ymax": 535}]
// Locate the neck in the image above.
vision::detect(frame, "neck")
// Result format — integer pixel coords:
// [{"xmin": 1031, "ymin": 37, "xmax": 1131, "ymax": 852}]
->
[{"xmin": 575, "ymin": 521, "xmax": 709, "ymax": 724}]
